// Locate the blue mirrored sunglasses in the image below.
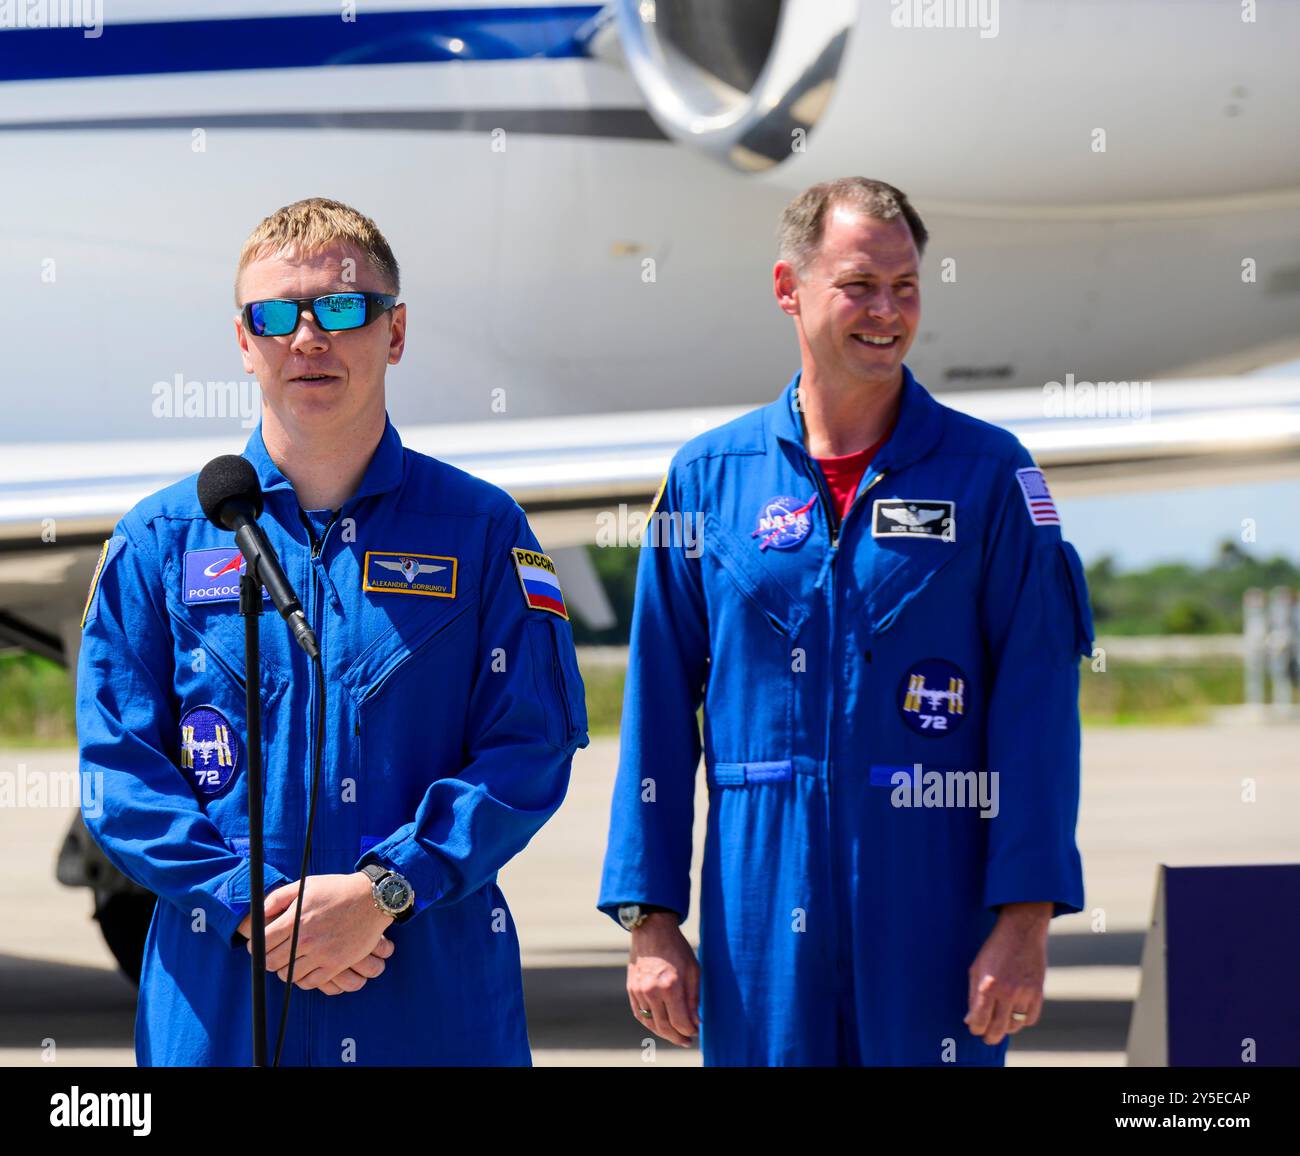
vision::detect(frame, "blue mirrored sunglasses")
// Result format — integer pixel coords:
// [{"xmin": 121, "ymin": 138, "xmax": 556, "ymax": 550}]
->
[{"xmin": 241, "ymin": 292, "xmax": 398, "ymax": 337}]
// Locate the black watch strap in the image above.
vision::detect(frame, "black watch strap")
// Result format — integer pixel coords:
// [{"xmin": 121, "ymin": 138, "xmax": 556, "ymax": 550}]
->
[{"xmin": 362, "ymin": 862, "xmax": 415, "ymax": 921}]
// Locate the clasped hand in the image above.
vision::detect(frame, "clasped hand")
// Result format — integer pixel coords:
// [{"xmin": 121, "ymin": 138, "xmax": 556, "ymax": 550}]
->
[{"xmin": 236, "ymin": 872, "xmax": 395, "ymax": 996}]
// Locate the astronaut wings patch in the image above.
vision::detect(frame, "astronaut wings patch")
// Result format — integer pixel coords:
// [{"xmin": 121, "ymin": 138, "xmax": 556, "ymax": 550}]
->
[
  {"xmin": 872, "ymin": 499, "xmax": 956, "ymax": 541},
  {"xmin": 363, "ymin": 551, "xmax": 457, "ymax": 597},
  {"xmin": 511, "ymin": 547, "xmax": 568, "ymax": 619}
]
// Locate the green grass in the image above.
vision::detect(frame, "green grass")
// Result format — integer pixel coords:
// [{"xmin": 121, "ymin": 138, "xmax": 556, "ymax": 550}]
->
[
  {"xmin": 1077, "ymin": 658, "xmax": 1243, "ymax": 726},
  {"xmin": 0, "ymin": 650, "xmax": 1251, "ymax": 749},
  {"xmin": 576, "ymin": 658, "xmax": 1249, "ymax": 734},
  {"xmin": 575, "ymin": 663, "xmax": 629, "ymax": 737},
  {"xmin": 0, "ymin": 653, "xmax": 77, "ymax": 744}
]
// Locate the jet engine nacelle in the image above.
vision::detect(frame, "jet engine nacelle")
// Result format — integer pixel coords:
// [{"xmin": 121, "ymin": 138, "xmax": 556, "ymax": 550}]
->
[{"xmin": 616, "ymin": 0, "xmax": 1300, "ymax": 211}]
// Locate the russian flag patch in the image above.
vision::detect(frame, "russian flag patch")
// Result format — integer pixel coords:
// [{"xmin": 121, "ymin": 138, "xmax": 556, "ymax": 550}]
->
[
  {"xmin": 1014, "ymin": 467, "xmax": 1061, "ymax": 526},
  {"xmin": 511, "ymin": 547, "xmax": 568, "ymax": 619}
]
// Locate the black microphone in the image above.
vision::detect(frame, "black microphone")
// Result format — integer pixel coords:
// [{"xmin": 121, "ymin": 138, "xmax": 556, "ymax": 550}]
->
[{"xmin": 197, "ymin": 455, "xmax": 320, "ymax": 659}]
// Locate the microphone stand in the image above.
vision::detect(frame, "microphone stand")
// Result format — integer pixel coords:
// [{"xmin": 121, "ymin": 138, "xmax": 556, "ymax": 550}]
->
[{"xmin": 240, "ymin": 569, "xmax": 268, "ymax": 1067}]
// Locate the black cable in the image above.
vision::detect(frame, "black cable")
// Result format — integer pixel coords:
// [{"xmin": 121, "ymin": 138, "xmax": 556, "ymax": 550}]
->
[{"xmin": 273, "ymin": 650, "xmax": 326, "ymax": 1067}]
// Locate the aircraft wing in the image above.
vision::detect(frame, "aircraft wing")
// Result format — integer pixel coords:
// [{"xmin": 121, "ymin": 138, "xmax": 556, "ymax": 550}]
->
[{"xmin": 3, "ymin": 374, "xmax": 1299, "ymax": 658}]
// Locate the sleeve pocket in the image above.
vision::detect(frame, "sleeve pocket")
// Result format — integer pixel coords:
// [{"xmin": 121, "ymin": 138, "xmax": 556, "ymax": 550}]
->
[
  {"xmin": 1056, "ymin": 540, "xmax": 1095, "ymax": 659},
  {"xmin": 554, "ymin": 618, "xmax": 589, "ymax": 744},
  {"xmin": 528, "ymin": 616, "xmax": 588, "ymax": 750}
]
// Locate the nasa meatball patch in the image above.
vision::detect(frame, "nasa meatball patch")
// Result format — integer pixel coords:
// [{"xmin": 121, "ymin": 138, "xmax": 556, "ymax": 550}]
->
[
  {"xmin": 872, "ymin": 499, "xmax": 956, "ymax": 541},
  {"xmin": 179, "ymin": 705, "xmax": 241, "ymax": 795},
  {"xmin": 752, "ymin": 494, "xmax": 818, "ymax": 551}
]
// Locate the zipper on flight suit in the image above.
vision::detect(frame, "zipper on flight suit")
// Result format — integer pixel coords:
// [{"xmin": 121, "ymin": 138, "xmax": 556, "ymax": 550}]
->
[
  {"xmin": 799, "ymin": 459, "xmax": 886, "ymax": 762},
  {"xmin": 798, "ymin": 456, "xmax": 886, "ymax": 1004},
  {"xmin": 298, "ymin": 507, "xmax": 338, "ymax": 1067}
]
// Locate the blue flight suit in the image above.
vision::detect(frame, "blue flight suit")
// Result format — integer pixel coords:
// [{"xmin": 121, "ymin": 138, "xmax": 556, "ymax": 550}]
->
[
  {"xmin": 77, "ymin": 415, "xmax": 588, "ymax": 1066},
  {"xmin": 598, "ymin": 365, "xmax": 1092, "ymax": 1066}
]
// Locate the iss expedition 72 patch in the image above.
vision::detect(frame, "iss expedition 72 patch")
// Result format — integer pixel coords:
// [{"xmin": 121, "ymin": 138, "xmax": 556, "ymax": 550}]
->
[
  {"xmin": 897, "ymin": 658, "xmax": 969, "ymax": 737},
  {"xmin": 179, "ymin": 705, "xmax": 240, "ymax": 795}
]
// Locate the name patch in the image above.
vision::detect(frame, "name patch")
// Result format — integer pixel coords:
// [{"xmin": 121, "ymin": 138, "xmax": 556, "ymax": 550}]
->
[
  {"xmin": 363, "ymin": 551, "xmax": 457, "ymax": 597},
  {"xmin": 872, "ymin": 499, "xmax": 956, "ymax": 541}
]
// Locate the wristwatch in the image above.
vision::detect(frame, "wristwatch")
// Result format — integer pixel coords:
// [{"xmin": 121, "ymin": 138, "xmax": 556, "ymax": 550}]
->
[
  {"xmin": 361, "ymin": 862, "xmax": 415, "ymax": 923},
  {"xmin": 618, "ymin": 903, "xmax": 672, "ymax": 930}
]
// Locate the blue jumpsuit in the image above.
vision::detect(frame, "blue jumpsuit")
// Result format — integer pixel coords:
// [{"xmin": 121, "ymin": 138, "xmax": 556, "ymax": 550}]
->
[
  {"xmin": 77, "ymin": 415, "xmax": 588, "ymax": 1065},
  {"xmin": 598, "ymin": 366, "xmax": 1092, "ymax": 1066}
]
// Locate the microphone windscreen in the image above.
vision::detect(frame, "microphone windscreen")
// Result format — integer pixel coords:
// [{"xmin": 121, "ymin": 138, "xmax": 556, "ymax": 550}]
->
[{"xmin": 198, "ymin": 454, "xmax": 264, "ymax": 529}]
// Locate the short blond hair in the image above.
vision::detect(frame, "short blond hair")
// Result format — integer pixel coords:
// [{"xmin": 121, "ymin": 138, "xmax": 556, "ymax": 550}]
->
[
  {"xmin": 234, "ymin": 196, "xmax": 400, "ymax": 304},
  {"xmin": 778, "ymin": 177, "xmax": 928, "ymax": 274}
]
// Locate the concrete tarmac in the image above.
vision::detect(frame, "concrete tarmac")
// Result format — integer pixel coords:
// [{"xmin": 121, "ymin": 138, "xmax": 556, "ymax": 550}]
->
[{"xmin": 2, "ymin": 724, "xmax": 1296, "ymax": 1067}]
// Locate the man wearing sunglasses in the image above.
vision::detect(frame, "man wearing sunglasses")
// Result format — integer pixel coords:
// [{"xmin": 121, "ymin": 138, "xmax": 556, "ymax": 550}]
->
[{"xmin": 77, "ymin": 197, "xmax": 588, "ymax": 1065}]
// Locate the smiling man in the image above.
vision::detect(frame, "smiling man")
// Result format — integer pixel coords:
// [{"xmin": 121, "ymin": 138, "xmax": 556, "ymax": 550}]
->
[
  {"xmin": 599, "ymin": 177, "xmax": 1094, "ymax": 1065},
  {"xmin": 77, "ymin": 197, "xmax": 588, "ymax": 1065}
]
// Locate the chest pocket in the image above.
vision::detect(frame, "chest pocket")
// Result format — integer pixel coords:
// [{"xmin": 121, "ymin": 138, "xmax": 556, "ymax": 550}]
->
[
  {"xmin": 863, "ymin": 535, "xmax": 968, "ymax": 636},
  {"xmin": 341, "ymin": 597, "xmax": 474, "ymax": 705},
  {"xmin": 161, "ymin": 554, "xmax": 292, "ymax": 700},
  {"xmin": 342, "ymin": 598, "xmax": 477, "ymax": 838},
  {"xmin": 699, "ymin": 512, "xmax": 809, "ymax": 767},
  {"xmin": 159, "ymin": 559, "xmax": 291, "ymax": 837},
  {"xmin": 701, "ymin": 512, "xmax": 809, "ymax": 638}
]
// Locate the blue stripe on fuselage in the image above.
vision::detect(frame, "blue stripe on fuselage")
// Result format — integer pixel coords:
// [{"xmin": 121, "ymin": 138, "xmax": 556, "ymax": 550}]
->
[{"xmin": 0, "ymin": 5, "xmax": 604, "ymax": 83}]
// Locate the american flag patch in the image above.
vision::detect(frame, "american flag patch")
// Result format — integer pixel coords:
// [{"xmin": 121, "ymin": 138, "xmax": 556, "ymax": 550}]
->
[
  {"xmin": 511, "ymin": 547, "xmax": 568, "ymax": 619},
  {"xmin": 1014, "ymin": 467, "xmax": 1060, "ymax": 526}
]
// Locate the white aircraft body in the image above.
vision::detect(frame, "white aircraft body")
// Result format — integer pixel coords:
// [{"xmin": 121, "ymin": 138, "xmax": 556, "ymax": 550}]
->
[{"xmin": 1, "ymin": 0, "xmax": 1298, "ymax": 652}]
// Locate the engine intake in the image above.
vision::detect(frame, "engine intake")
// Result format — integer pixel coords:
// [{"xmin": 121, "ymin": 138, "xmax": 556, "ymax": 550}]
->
[{"xmin": 615, "ymin": 0, "xmax": 857, "ymax": 173}]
